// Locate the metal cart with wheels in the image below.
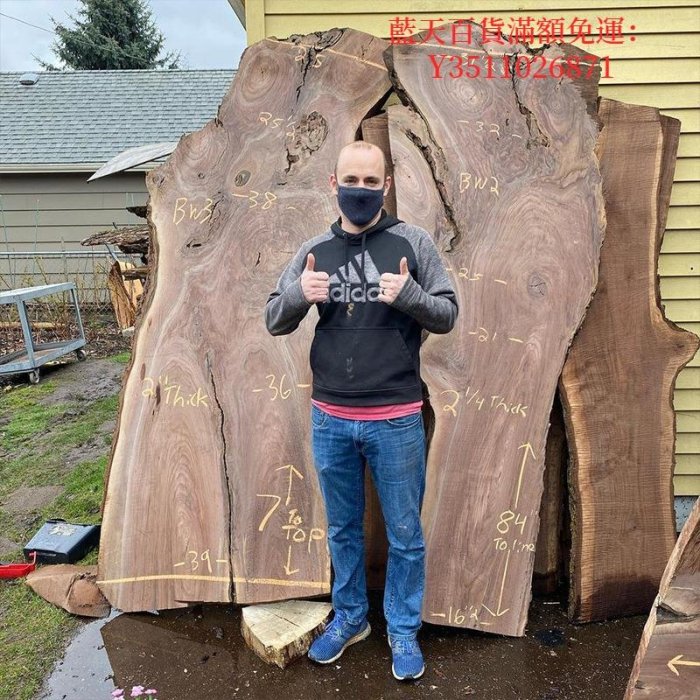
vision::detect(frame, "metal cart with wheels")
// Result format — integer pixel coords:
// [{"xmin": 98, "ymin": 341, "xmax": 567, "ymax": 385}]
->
[{"xmin": 0, "ymin": 282, "xmax": 87, "ymax": 384}]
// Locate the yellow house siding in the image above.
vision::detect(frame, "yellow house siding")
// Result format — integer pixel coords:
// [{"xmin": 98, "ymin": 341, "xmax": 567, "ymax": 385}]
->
[{"xmin": 243, "ymin": 0, "xmax": 700, "ymax": 496}]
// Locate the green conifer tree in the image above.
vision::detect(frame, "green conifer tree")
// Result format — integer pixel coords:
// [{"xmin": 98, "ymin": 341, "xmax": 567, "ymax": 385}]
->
[{"xmin": 35, "ymin": 0, "xmax": 181, "ymax": 70}]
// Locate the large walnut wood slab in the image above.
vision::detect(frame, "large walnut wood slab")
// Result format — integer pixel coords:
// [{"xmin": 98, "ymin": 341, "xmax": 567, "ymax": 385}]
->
[
  {"xmin": 563, "ymin": 98, "xmax": 700, "ymax": 623},
  {"xmin": 97, "ymin": 29, "xmax": 391, "ymax": 611},
  {"xmin": 386, "ymin": 22, "xmax": 605, "ymax": 636}
]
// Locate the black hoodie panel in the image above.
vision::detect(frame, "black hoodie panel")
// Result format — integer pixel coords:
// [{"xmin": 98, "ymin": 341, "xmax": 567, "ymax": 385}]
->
[{"xmin": 305, "ymin": 211, "xmax": 425, "ymax": 405}]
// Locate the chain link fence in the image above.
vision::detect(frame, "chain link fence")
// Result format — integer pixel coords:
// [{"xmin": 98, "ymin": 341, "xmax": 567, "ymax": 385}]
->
[{"xmin": 0, "ymin": 250, "xmax": 141, "ymax": 370}]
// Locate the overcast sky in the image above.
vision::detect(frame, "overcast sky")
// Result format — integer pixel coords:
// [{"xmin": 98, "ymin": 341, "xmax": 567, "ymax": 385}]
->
[{"xmin": 0, "ymin": 0, "xmax": 247, "ymax": 71}]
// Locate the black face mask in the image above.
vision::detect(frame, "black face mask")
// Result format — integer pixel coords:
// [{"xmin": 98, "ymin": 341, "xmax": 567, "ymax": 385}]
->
[{"xmin": 337, "ymin": 185, "xmax": 384, "ymax": 227}]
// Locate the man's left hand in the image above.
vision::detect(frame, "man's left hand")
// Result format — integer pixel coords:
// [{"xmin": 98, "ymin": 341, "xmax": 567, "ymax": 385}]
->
[{"xmin": 378, "ymin": 257, "xmax": 410, "ymax": 304}]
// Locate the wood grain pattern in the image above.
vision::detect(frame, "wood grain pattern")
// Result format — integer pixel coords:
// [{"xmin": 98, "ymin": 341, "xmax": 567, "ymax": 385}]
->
[
  {"xmin": 97, "ymin": 29, "xmax": 391, "ymax": 612},
  {"xmin": 563, "ymin": 98, "xmax": 700, "ymax": 623},
  {"xmin": 385, "ymin": 22, "xmax": 605, "ymax": 636},
  {"xmin": 107, "ymin": 261, "xmax": 143, "ymax": 330},
  {"xmin": 533, "ymin": 393, "xmax": 568, "ymax": 595},
  {"xmin": 241, "ymin": 600, "xmax": 332, "ymax": 668},
  {"xmin": 625, "ymin": 496, "xmax": 700, "ymax": 699}
]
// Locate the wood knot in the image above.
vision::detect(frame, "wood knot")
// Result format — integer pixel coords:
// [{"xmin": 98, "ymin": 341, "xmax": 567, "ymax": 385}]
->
[
  {"xmin": 284, "ymin": 111, "xmax": 328, "ymax": 175},
  {"xmin": 527, "ymin": 273, "xmax": 548, "ymax": 297},
  {"xmin": 235, "ymin": 170, "xmax": 251, "ymax": 187}
]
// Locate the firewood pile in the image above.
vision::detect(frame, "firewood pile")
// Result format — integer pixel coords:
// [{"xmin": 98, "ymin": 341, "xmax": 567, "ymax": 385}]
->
[{"xmin": 81, "ymin": 215, "xmax": 149, "ymax": 328}]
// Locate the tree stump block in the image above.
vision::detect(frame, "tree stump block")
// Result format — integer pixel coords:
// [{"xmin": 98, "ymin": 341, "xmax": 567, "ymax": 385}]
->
[{"xmin": 241, "ymin": 599, "xmax": 332, "ymax": 668}]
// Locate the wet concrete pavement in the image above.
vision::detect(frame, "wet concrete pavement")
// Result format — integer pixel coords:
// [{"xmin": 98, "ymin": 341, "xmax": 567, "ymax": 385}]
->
[{"xmin": 39, "ymin": 590, "xmax": 646, "ymax": 700}]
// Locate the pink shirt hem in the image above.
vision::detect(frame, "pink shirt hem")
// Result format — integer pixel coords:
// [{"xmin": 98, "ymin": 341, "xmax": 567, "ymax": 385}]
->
[{"xmin": 311, "ymin": 398, "xmax": 423, "ymax": 421}]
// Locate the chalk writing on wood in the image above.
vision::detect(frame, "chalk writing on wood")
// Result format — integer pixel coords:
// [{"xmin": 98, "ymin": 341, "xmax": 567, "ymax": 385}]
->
[
  {"xmin": 142, "ymin": 375, "xmax": 209, "ymax": 408},
  {"xmin": 459, "ymin": 172, "xmax": 499, "ymax": 196},
  {"xmin": 232, "ymin": 190, "xmax": 278, "ymax": 209},
  {"xmin": 440, "ymin": 386, "xmax": 528, "ymax": 419},
  {"xmin": 257, "ymin": 464, "xmax": 326, "ymax": 576},
  {"xmin": 173, "ymin": 197, "xmax": 213, "ymax": 225},
  {"xmin": 429, "ymin": 443, "xmax": 538, "ymax": 626},
  {"xmin": 251, "ymin": 373, "xmax": 312, "ymax": 401}
]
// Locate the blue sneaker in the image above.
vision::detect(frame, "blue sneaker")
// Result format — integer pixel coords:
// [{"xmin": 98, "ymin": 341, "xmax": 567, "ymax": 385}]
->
[
  {"xmin": 308, "ymin": 614, "xmax": 371, "ymax": 664},
  {"xmin": 388, "ymin": 634, "xmax": 425, "ymax": 680}
]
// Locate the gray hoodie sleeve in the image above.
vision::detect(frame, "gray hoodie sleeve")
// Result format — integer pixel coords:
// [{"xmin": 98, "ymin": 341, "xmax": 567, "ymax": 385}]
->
[
  {"xmin": 391, "ymin": 229, "xmax": 459, "ymax": 334},
  {"xmin": 264, "ymin": 242, "xmax": 315, "ymax": 336}
]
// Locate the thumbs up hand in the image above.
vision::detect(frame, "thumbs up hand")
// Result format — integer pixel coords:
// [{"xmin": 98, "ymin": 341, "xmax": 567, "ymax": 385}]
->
[
  {"xmin": 300, "ymin": 253, "xmax": 330, "ymax": 303},
  {"xmin": 378, "ymin": 256, "xmax": 410, "ymax": 305}
]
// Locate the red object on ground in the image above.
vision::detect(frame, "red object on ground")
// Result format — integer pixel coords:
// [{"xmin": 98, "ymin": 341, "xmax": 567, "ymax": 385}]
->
[{"xmin": 0, "ymin": 550, "xmax": 37, "ymax": 579}]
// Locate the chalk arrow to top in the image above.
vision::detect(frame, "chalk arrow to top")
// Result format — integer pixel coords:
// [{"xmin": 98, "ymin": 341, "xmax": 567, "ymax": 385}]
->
[
  {"xmin": 515, "ymin": 442, "xmax": 536, "ymax": 509},
  {"xmin": 667, "ymin": 655, "xmax": 700, "ymax": 676},
  {"xmin": 284, "ymin": 545, "xmax": 299, "ymax": 575},
  {"xmin": 276, "ymin": 464, "xmax": 304, "ymax": 505}
]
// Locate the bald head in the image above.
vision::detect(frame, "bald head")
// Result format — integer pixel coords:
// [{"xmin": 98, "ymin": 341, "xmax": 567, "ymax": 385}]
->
[{"xmin": 334, "ymin": 141, "xmax": 388, "ymax": 182}]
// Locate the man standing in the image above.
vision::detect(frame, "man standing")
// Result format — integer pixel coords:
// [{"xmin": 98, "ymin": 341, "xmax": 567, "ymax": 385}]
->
[{"xmin": 264, "ymin": 141, "xmax": 458, "ymax": 681}]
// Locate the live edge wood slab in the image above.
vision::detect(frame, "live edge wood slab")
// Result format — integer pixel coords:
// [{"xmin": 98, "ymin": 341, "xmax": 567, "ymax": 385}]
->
[
  {"xmin": 97, "ymin": 28, "xmax": 391, "ymax": 612},
  {"xmin": 563, "ymin": 99, "xmax": 700, "ymax": 623},
  {"xmin": 385, "ymin": 22, "xmax": 605, "ymax": 636},
  {"xmin": 625, "ymin": 496, "xmax": 700, "ymax": 699}
]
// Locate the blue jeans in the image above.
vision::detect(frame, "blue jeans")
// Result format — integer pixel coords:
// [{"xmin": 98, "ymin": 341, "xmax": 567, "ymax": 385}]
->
[{"xmin": 310, "ymin": 403, "xmax": 427, "ymax": 639}]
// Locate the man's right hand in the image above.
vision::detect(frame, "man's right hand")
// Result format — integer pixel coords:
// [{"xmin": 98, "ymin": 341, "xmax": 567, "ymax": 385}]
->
[{"xmin": 300, "ymin": 253, "xmax": 329, "ymax": 303}]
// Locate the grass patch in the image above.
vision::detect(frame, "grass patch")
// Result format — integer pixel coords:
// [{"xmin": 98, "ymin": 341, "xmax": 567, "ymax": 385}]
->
[
  {"xmin": 0, "ymin": 351, "xmax": 127, "ymax": 700},
  {"xmin": 45, "ymin": 456, "xmax": 106, "ymax": 524},
  {"xmin": 0, "ymin": 394, "xmax": 118, "ymax": 500},
  {"xmin": 3, "ymin": 402, "xmax": 63, "ymax": 445},
  {"xmin": 1, "ymin": 379, "xmax": 56, "ymax": 407},
  {"xmin": 109, "ymin": 351, "xmax": 131, "ymax": 364},
  {"xmin": 43, "ymin": 394, "xmax": 119, "ymax": 451},
  {"xmin": 0, "ymin": 510, "xmax": 29, "ymax": 555},
  {"xmin": 1, "ymin": 382, "xmax": 66, "ymax": 452},
  {"xmin": 0, "ymin": 580, "xmax": 80, "ymax": 700}
]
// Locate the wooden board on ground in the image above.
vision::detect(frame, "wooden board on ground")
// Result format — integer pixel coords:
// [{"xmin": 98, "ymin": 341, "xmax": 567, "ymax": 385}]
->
[
  {"xmin": 81, "ymin": 224, "xmax": 150, "ymax": 256},
  {"xmin": 97, "ymin": 29, "xmax": 391, "ymax": 611},
  {"xmin": 385, "ymin": 21, "xmax": 605, "ymax": 636},
  {"xmin": 241, "ymin": 599, "xmax": 332, "ymax": 668},
  {"xmin": 625, "ymin": 496, "xmax": 700, "ymax": 699},
  {"xmin": 562, "ymin": 98, "xmax": 700, "ymax": 623}
]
